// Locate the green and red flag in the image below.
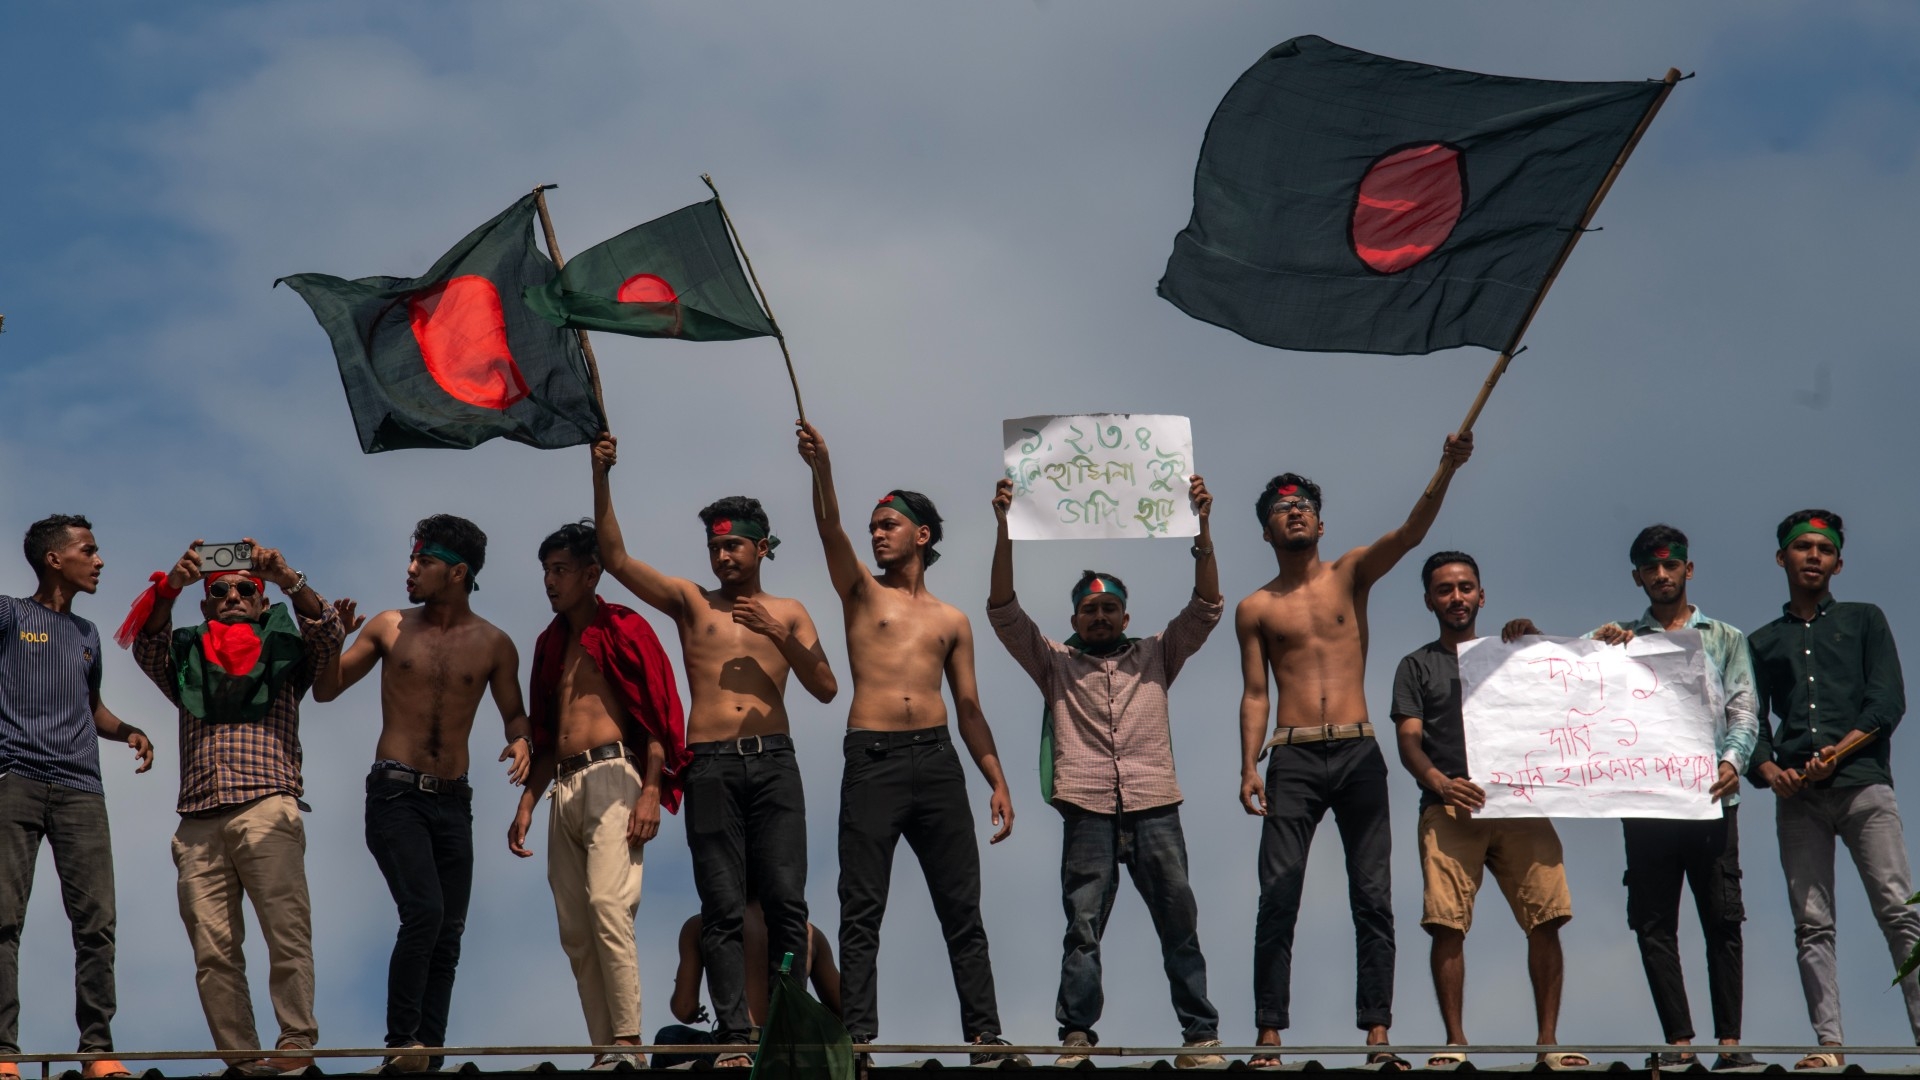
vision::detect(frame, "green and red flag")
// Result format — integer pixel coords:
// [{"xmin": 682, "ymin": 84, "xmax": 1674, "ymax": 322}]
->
[
  {"xmin": 1159, "ymin": 35, "xmax": 1669, "ymax": 356},
  {"xmin": 170, "ymin": 603, "xmax": 308, "ymax": 723},
  {"xmin": 278, "ymin": 194, "xmax": 604, "ymax": 453},
  {"xmin": 523, "ymin": 199, "xmax": 777, "ymax": 341}
]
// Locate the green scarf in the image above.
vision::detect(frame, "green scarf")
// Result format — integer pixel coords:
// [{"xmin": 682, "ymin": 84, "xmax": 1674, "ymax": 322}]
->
[
  {"xmin": 1039, "ymin": 631, "xmax": 1137, "ymax": 803},
  {"xmin": 170, "ymin": 603, "xmax": 307, "ymax": 723}
]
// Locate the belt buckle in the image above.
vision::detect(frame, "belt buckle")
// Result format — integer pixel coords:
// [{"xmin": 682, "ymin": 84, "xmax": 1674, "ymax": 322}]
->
[
  {"xmin": 1322, "ymin": 724, "xmax": 1334, "ymax": 742},
  {"xmin": 736, "ymin": 734, "xmax": 764, "ymax": 756},
  {"xmin": 418, "ymin": 773, "xmax": 444, "ymax": 794}
]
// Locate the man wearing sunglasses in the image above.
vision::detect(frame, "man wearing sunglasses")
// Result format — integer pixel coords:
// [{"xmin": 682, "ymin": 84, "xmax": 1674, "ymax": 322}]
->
[{"xmin": 125, "ymin": 538, "xmax": 342, "ymax": 1075}]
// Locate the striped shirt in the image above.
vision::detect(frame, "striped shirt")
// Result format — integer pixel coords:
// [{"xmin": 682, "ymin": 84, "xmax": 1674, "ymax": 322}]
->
[
  {"xmin": 0, "ymin": 596, "xmax": 105, "ymax": 793},
  {"xmin": 133, "ymin": 600, "xmax": 343, "ymax": 814},
  {"xmin": 988, "ymin": 591, "xmax": 1222, "ymax": 814}
]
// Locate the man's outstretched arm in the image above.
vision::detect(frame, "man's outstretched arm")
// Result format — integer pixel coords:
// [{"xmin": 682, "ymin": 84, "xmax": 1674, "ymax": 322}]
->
[
  {"xmin": 1354, "ymin": 432, "xmax": 1474, "ymax": 588},
  {"xmin": 989, "ymin": 479, "xmax": 1017, "ymax": 607},
  {"xmin": 796, "ymin": 420, "xmax": 868, "ymax": 600},
  {"xmin": 592, "ymin": 433, "xmax": 693, "ymax": 619}
]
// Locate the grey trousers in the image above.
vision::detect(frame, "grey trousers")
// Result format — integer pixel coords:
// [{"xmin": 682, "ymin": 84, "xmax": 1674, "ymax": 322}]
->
[{"xmin": 1776, "ymin": 783, "xmax": 1920, "ymax": 1044}]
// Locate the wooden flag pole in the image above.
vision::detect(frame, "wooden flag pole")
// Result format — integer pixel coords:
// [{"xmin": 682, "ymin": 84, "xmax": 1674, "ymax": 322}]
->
[
  {"xmin": 531, "ymin": 183, "xmax": 611, "ymax": 427},
  {"xmin": 1422, "ymin": 67, "xmax": 1682, "ymax": 499},
  {"xmin": 700, "ymin": 172, "xmax": 808, "ymax": 424}
]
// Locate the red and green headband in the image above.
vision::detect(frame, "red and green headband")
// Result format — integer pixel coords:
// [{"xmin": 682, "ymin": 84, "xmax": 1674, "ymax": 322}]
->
[
  {"xmin": 1632, "ymin": 542, "xmax": 1688, "ymax": 569},
  {"xmin": 1782, "ymin": 517, "xmax": 1843, "ymax": 552},
  {"xmin": 1072, "ymin": 574, "xmax": 1128, "ymax": 610},
  {"xmin": 706, "ymin": 517, "xmax": 780, "ymax": 557},
  {"xmin": 413, "ymin": 539, "xmax": 478, "ymax": 589},
  {"xmin": 874, "ymin": 492, "xmax": 939, "ymax": 565}
]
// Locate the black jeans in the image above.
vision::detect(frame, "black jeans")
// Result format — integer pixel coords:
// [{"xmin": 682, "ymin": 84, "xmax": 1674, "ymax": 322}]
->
[
  {"xmin": 651, "ymin": 1024, "xmax": 718, "ymax": 1068},
  {"xmin": 0, "ymin": 774, "xmax": 116, "ymax": 1053},
  {"xmin": 1253, "ymin": 738, "xmax": 1394, "ymax": 1032},
  {"xmin": 682, "ymin": 744, "xmax": 809, "ymax": 1043},
  {"xmin": 1056, "ymin": 803, "xmax": 1217, "ymax": 1042},
  {"xmin": 364, "ymin": 774, "xmax": 474, "ymax": 1057},
  {"xmin": 838, "ymin": 727, "xmax": 1000, "ymax": 1042},
  {"xmin": 1623, "ymin": 804, "xmax": 1744, "ymax": 1041}
]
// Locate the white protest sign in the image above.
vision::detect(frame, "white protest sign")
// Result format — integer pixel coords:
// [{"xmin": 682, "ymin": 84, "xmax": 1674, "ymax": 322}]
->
[
  {"xmin": 1001, "ymin": 414, "xmax": 1198, "ymax": 541},
  {"xmin": 1458, "ymin": 631, "xmax": 1723, "ymax": 820}
]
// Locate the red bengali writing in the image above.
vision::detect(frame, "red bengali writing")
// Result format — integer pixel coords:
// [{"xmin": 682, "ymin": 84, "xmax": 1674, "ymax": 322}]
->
[
  {"xmin": 1483, "ymin": 654, "xmax": 1693, "ymax": 804},
  {"xmin": 1490, "ymin": 752, "xmax": 1715, "ymax": 803}
]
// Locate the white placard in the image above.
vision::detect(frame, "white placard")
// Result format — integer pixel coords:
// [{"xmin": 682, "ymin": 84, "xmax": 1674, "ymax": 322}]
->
[
  {"xmin": 1001, "ymin": 414, "xmax": 1198, "ymax": 541},
  {"xmin": 1458, "ymin": 631, "xmax": 1723, "ymax": 820}
]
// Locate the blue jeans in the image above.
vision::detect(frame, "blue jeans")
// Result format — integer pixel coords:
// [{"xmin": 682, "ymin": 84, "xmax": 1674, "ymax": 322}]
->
[{"xmin": 1056, "ymin": 802, "xmax": 1217, "ymax": 1042}]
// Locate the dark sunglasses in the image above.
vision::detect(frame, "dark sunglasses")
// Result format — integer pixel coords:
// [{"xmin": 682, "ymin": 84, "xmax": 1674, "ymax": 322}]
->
[{"xmin": 209, "ymin": 580, "xmax": 259, "ymax": 599}]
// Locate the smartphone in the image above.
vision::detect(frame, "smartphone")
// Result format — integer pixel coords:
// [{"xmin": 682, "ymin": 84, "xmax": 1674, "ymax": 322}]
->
[{"xmin": 199, "ymin": 541, "xmax": 254, "ymax": 574}]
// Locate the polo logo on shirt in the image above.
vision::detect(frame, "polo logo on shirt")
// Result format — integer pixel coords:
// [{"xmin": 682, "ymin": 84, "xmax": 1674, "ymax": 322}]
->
[
  {"xmin": 18, "ymin": 631, "xmax": 48, "ymax": 644},
  {"xmin": 82, "ymin": 649, "xmax": 92, "ymax": 665}
]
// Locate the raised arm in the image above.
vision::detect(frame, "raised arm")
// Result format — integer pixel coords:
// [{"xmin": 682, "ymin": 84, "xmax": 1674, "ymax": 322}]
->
[
  {"xmin": 592, "ymin": 433, "xmax": 692, "ymax": 619},
  {"xmin": 989, "ymin": 478, "xmax": 1016, "ymax": 607},
  {"xmin": 1235, "ymin": 599, "xmax": 1271, "ymax": 817},
  {"xmin": 796, "ymin": 420, "xmax": 869, "ymax": 599},
  {"xmin": 1353, "ymin": 432, "xmax": 1474, "ymax": 588},
  {"xmin": 1189, "ymin": 474, "xmax": 1220, "ymax": 603},
  {"xmin": 947, "ymin": 614, "xmax": 1014, "ymax": 844},
  {"xmin": 488, "ymin": 631, "xmax": 532, "ymax": 785},
  {"xmin": 313, "ymin": 606, "xmax": 394, "ymax": 703}
]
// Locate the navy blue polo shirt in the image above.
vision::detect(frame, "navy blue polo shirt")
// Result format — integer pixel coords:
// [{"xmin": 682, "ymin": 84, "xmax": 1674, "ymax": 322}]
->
[{"xmin": 0, "ymin": 595, "xmax": 105, "ymax": 793}]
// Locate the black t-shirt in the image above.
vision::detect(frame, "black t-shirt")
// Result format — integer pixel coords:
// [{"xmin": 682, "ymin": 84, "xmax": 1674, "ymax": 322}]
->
[{"xmin": 1391, "ymin": 639, "xmax": 1466, "ymax": 812}]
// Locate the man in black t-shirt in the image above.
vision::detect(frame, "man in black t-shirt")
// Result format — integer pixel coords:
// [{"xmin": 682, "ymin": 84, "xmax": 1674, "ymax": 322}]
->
[{"xmin": 1389, "ymin": 552, "xmax": 1576, "ymax": 1068}]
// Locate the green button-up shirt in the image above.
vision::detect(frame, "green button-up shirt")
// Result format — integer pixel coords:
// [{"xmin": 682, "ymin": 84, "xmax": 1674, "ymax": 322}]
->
[
  {"xmin": 1603, "ymin": 605, "xmax": 1759, "ymax": 806},
  {"xmin": 1747, "ymin": 596, "xmax": 1905, "ymax": 790}
]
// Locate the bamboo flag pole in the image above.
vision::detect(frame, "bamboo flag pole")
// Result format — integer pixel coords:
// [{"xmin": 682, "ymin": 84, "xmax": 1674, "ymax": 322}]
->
[
  {"xmin": 700, "ymin": 172, "xmax": 808, "ymax": 424},
  {"xmin": 1422, "ymin": 67, "xmax": 1683, "ymax": 499},
  {"xmin": 530, "ymin": 183, "xmax": 611, "ymax": 428}
]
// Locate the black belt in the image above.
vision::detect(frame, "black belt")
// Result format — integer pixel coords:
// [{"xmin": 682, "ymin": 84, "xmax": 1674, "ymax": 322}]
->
[
  {"xmin": 558, "ymin": 740, "xmax": 635, "ymax": 779},
  {"xmin": 843, "ymin": 726, "xmax": 951, "ymax": 752},
  {"xmin": 367, "ymin": 768, "xmax": 470, "ymax": 796},
  {"xmin": 689, "ymin": 733, "xmax": 795, "ymax": 756}
]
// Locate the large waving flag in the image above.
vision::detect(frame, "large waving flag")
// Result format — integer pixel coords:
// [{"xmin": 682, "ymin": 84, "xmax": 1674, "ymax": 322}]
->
[
  {"xmin": 279, "ymin": 194, "xmax": 604, "ymax": 453},
  {"xmin": 1159, "ymin": 35, "xmax": 1669, "ymax": 356},
  {"xmin": 523, "ymin": 199, "xmax": 777, "ymax": 341}
]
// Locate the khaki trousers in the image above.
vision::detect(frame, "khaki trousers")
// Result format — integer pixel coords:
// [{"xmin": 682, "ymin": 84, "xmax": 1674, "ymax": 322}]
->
[
  {"xmin": 171, "ymin": 795, "xmax": 317, "ymax": 1054},
  {"xmin": 548, "ymin": 758, "xmax": 645, "ymax": 1044}
]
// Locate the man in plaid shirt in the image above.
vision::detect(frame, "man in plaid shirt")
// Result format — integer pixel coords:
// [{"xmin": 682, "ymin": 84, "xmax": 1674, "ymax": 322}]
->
[{"xmin": 126, "ymin": 539, "xmax": 343, "ymax": 1075}]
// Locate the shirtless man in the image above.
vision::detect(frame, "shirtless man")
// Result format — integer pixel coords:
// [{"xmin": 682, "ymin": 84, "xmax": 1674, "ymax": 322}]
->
[
  {"xmin": 314, "ymin": 515, "xmax": 531, "ymax": 1071},
  {"xmin": 590, "ymin": 433, "xmax": 836, "ymax": 1061},
  {"xmin": 653, "ymin": 901, "xmax": 841, "ymax": 1068},
  {"xmin": 1235, "ymin": 433, "xmax": 1473, "ymax": 1068},
  {"xmin": 794, "ymin": 420, "xmax": 1023, "ymax": 1063},
  {"xmin": 510, "ymin": 520, "xmax": 686, "ymax": 1071}
]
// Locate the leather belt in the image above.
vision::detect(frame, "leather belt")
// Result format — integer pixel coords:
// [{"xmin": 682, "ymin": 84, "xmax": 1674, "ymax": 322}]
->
[
  {"xmin": 367, "ymin": 768, "xmax": 470, "ymax": 796},
  {"xmin": 1260, "ymin": 721, "xmax": 1375, "ymax": 756},
  {"xmin": 688, "ymin": 733, "xmax": 795, "ymax": 757},
  {"xmin": 558, "ymin": 740, "xmax": 635, "ymax": 779}
]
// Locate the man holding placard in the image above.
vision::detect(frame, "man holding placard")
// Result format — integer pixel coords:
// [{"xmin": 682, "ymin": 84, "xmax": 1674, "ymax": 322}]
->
[
  {"xmin": 1745, "ymin": 510, "xmax": 1919, "ymax": 1068},
  {"xmin": 1233, "ymin": 432, "xmax": 1472, "ymax": 1068},
  {"xmin": 794, "ymin": 420, "xmax": 1024, "ymax": 1065},
  {"xmin": 986, "ymin": 474, "xmax": 1224, "ymax": 1068},
  {"xmin": 1391, "ymin": 551, "xmax": 1574, "ymax": 1069}
]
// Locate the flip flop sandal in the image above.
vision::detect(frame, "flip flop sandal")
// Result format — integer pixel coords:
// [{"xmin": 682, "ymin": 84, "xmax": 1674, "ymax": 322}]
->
[
  {"xmin": 1426, "ymin": 1052, "xmax": 1469, "ymax": 1068},
  {"xmin": 1794, "ymin": 1054, "xmax": 1842, "ymax": 1071},
  {"xmin": 1542, "ymin": 1053, "xmax": 1590, "ymax": 1070}
]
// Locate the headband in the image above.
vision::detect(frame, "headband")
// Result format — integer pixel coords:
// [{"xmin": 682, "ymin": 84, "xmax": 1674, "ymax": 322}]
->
[
  {"xmin": 1268, "ymin": 481, "xmax": 1318, "ymax": 513},
  {"xmin": 706, "ymin": 517, "xmax": 780, "ymax": 558},
  {"xmin": 1072, "ymin": 574, "xmax": 1128, "ymax": 610},
  {"xmin": 413, "ymin": 540, "xmax": 478, "ymax": 590},
  {"xmin": 204, "ymin": 569, "xmax": 267, "ymax": 593},
  {"xmin": 1631, "ymin": 542, "xmax": 1688, "ymax": 568},
  {"xmin": 874, "ymin": 492, "xmax": 939, "ymax": 565},
  {"xmin": 1781, "ymin": 518, "xmax": 1843, "ymax": 552}
]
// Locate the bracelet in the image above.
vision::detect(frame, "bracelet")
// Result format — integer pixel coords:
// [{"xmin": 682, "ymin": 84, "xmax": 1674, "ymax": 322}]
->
[{"xmin": 283, "ymin": 570, "xmax": 309, "ymax": 595}]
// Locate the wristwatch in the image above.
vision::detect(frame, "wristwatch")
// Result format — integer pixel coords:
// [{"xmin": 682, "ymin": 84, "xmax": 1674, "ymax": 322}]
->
[
  {"xmin": 1189, "ymin": 543, "xmax": 1214, "ymax": 559},
  {"xmin": 283, "ymin": 570, "xmax": 309, "ymax": 595}
]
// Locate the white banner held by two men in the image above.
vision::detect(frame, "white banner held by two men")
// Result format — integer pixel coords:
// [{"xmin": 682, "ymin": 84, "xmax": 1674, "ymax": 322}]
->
[
  {"xmin": 1001, "ymin": 414, "xmax": 1198, "ymax": 541},
  {"xmin": 1458, "ymin": 631, "xmax": 1723, "ymax": 820}
]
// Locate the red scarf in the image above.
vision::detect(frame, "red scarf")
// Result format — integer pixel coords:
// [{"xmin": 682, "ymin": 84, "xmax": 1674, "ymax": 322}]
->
[{"xmin": 531, "ymin": 597, "xmax": 689, "ymax": 811}]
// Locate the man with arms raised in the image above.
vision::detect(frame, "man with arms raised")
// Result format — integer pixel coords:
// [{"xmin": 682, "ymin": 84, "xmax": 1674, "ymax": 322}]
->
[
  {"xmin": 510, "ymin": 520, "xmax": 687, "ymax": 1071},
  {"xmin": 590, "ymin": 434, "xmax": 835, "ymax": 1063},
  {"xmin": 1391, "ymin": 551, "xmax": 1573, "ymax": 1070},
  {"xmin": 315, "ymin": 515, "xmax": 531, "ymax": 1072},
  {"xmin": 795, "ymin": 420, "xmax": 1023, "ymax": 1063},
  {"xmin": 2, "ymin": 515, "xmax": 151, "ymax": 1080},
  {"xmin": 1235, "ymin": 433, "xmax": 1472, "ymax": 1068}
]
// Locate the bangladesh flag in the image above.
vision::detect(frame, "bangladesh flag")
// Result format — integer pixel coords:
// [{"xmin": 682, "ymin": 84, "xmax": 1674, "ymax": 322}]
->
[
  {"xmin": 523, "ymin": 199, "xmax": 777, "ymax": 341},
  {"xmin": 750, "ymin": 957, "xmax": 853, "ymax": 1080},
  {"xmin": 278, "ymin": 194, "xmax": 604, "ymax": 453},
  {"xmin": 171, "ymin": 604, "xmax": 307, "ymax": 724},
  {"xmin": 1159, "ymin": 35, "xmax": 1669, "ymax": 356}
]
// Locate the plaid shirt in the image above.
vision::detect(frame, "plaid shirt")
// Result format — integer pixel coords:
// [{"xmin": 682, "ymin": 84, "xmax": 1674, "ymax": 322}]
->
[{"xmin": 133, "ymin": 599, "xmax": 343, "ymax": 814}]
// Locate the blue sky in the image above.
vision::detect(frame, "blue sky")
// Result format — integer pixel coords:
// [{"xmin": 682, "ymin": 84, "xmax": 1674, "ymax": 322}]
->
[{"xmin": 4, "ymin": 1, "xmax": 1920, "ymax": 1067}]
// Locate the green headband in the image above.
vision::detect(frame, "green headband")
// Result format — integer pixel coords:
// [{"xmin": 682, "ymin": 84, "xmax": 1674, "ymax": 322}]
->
[
  {"xmin": 413, "ymin": 540, "xmax": 478, "ymax": 589},
  {"xmin": 874, "ymin": 492, "xmax": 939, "ymax": 565},
  {"xmin": 1072, "ymin": 575, "xmax": 1128, "ymax": 610},
  {"xmin": 706, "ymin": 517, "xmax": 780, "ymax": 557},
  {"xmin": 1781, "ymin": 518, "xmax": 1843, "ymax": 552},
  {"xmin": 1632, "ymin": 541, "xmax": 1688, "ymax": 568}
]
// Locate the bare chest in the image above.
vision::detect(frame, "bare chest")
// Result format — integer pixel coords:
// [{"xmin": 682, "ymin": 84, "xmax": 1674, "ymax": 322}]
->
[
  {"xmin": 1259, "ymin": 587, "xmax": 1360, "ymax": 652},
  {"xmin": 384, "ymin": 631, "xmax": 492, "ymax": 696}
]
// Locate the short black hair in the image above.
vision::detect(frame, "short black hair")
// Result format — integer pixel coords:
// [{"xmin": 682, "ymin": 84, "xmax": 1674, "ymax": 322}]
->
[
  {"xmin": 887, "ymin": 489, "xmax": 944, "ymax": 565},
  {"xmin": 538, "ymin": 520, "xmax": 599, "ymax": 565},
  {"xmin": 1256, "ymin": 473, "xmax": 1322, "ymax": 523},
  {"xmin": 698, "ymin": 496, "xmax": 770, "ymax": 536},
  {"xmin": 413, "ymin": 514, "xmax": 487, "ymax": 592},
  {"xmin": 1629, "ymin": 523, "xmax": 1689, "ymax": 566},
  {"xmin": 1073, "ymin": 569, "xmax": 1129, "ymax": 609},
  {"xmin": 1777, "ymin": 508, "xmax": 1845, "ymax": 548},
  {"xmin": 1420, "ymin": 550, "xmax": 1479, "ymax": 591},
  {"xmin": 23, "ymin": 514, "xmax": 92, "ymax": 578}
]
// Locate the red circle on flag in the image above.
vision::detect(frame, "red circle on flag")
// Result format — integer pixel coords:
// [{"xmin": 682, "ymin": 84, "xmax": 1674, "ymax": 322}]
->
[
  {"xmin": 1350, "ymin": 143, "xmax": 1465, "ymax": 274},
  {"xmin": 407, "ymin": 276, "xmax": 531, "ymax": 411},
  {"xmin": 616, "ymin": 274, "xmax": 678, "ymax": 304}
]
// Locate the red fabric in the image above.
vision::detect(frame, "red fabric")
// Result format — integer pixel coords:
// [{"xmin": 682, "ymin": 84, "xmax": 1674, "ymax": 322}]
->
[
  {"xmin": 530, "ymin": 597, "xmax": 688, "ymax": 812},
  {"xmin": 203, "ymin": 570, "xmax": 266, "ymax": 593},
  {"xmin": 201, "ymin": 619, "xmax": 263, "ymax": 676},
  {"xmin": 116, "ymin": 572, "xmax": 184, "ymax": 650}
]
